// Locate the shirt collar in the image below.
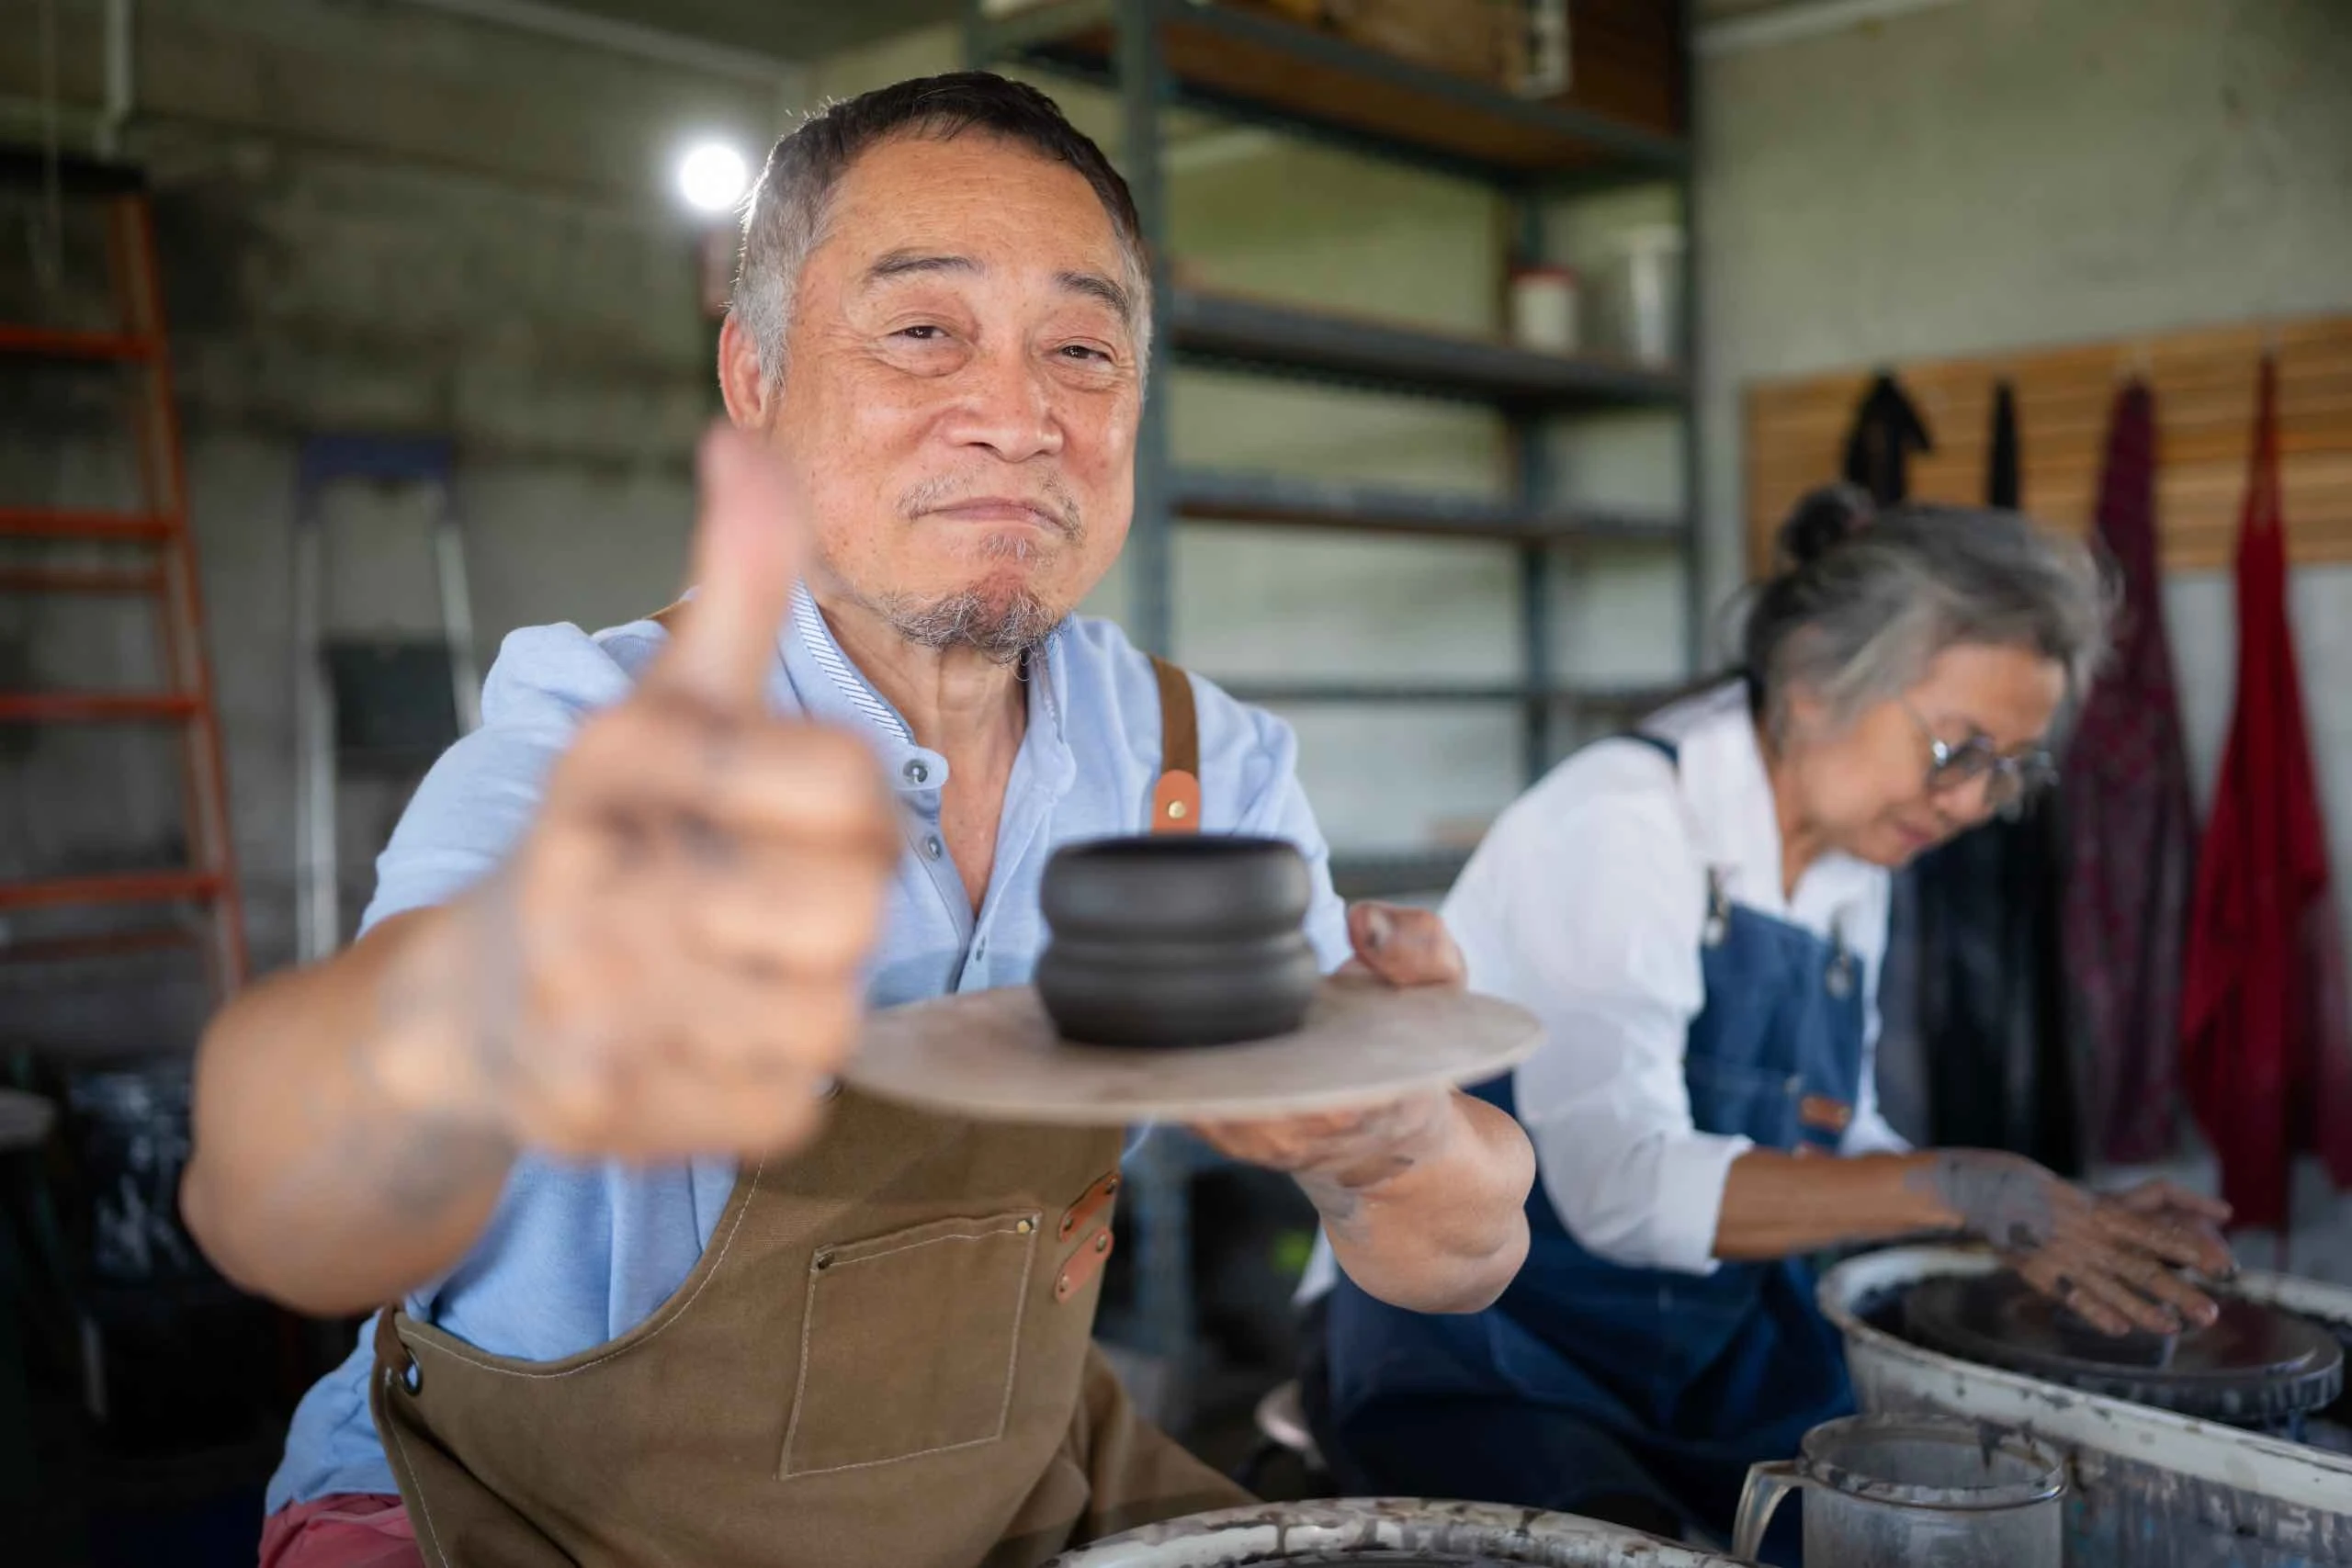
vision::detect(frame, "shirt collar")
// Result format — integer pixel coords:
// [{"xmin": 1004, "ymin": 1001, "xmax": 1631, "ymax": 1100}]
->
[
  {"xmin": 786, "ymin": 582, "xmax": 910, "ymax": 742},
  {"xmin": 776, "ymin": 582, "xmax": 1076, "ymax": 800},
  {"xmin": 1668, "ymin": 682, "xmax": 1877, "ymax": 919},
  {"xmin": 1028, "ymin": 626, "xmax": 1077, "ymax": 795}
]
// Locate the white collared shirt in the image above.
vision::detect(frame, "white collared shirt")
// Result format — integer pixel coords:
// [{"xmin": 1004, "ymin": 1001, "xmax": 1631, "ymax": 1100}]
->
[{"xmin": 1441, "ymin": 680, "xmax": 1907, "ymax": 1278}]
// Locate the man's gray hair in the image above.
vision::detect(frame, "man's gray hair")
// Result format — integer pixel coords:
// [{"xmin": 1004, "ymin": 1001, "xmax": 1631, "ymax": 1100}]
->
[
  {"xmin": 1739, "ymin": 483, "xmax": 2116, "ymax": 741},
  {"xmin": 731, "ymin": 72, "xmax": 1153, "ymax": 395}
]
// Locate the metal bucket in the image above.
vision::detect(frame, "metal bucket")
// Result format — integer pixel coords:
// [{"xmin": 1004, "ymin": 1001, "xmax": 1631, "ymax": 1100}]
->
[
  {"xmin": 1820, "ymin": 1247, "xmax": 2352, "ymax": 1566},
  {"xmin": 1733, "ymin": 1413, "xmax": 2064, "ymax": 1567},
  {"xmin": 1046, "ymin": 1499, "xmax": 1747, "ymax": 1566}
]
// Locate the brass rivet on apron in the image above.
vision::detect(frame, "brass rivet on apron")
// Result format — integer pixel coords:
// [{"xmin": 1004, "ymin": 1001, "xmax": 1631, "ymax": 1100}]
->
[
  {"xmin": 1105, "ymin": 1175, "xmax": 1118, "ymax": 1194},
  {"xmin": 1166, "ymin": 799, "xmax": 1188, "ymax": 821},
  {"xmin": 1016, "ymin": 1218, "xmax": 1035, "ymax": 1235},
  {"xmin": 1054, "ymin": 1224, "xmax": 1116, "ymax": 1303},
  {"xmin": 813, "ymin": 1251, "xmax": 833, "ymax": 1272}
]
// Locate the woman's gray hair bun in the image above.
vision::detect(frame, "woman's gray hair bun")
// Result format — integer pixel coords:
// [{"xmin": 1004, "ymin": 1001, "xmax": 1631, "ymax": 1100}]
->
[
  {"xmin": 1774, "ymin": 482, "xmax": 1876, "ymax": 569},
  {"xmin": 1737, "ymin": 489, "xmax": 2115, "ymax": 744}
]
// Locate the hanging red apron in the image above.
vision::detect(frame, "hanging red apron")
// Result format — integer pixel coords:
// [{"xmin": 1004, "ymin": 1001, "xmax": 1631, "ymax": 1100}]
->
[
  {"xmin": 2062, "ymin": 381, "xmax": 2199, "ymax": 1165},
  {"xmin": 2178, "ymin": 356, "xmax": 2352, "ymax": 1231}
]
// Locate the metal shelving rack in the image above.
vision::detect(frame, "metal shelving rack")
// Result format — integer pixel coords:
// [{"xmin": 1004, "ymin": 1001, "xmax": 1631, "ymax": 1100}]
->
[{"xmin": 967, "ymin": 0, "xmax": 1701, "ymax": 1404}]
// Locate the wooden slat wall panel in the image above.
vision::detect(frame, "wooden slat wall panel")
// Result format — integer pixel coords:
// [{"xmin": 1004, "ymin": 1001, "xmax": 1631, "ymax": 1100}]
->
[{"xmin": 1742, "ymin": 315, "xmax": 2352, "ymax": 577}]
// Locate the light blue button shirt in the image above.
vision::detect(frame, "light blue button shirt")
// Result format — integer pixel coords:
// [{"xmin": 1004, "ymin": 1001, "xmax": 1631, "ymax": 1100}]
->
[{"xmin": 266, "ymin": 590, "xmax": 1352, "ymax": 1509}]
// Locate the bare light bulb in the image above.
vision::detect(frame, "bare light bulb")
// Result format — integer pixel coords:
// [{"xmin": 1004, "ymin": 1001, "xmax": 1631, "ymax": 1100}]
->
[{"xmin": 677, "ymin": 141, "xmax": 751, "ymax": 215}]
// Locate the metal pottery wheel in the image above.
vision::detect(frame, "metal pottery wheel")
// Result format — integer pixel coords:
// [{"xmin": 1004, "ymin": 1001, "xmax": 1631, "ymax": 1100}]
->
[
  {"xmin": 842, "ymin": 978, "xmax": 1541, "ymax": 1125},
  {"xmin": 1044, "ymin": 1498, "xmax": 1746, "ymax": 1566},
  {"xmin": 1902, "ymin": 1271, "xmax": 2346, "ymax": 1427}
]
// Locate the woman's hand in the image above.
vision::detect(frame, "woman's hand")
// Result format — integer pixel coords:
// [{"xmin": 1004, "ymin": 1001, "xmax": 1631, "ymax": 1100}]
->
[{"xmin": 1910, "ymin": 1153, "xmax": 2236, "ymax": 1335}]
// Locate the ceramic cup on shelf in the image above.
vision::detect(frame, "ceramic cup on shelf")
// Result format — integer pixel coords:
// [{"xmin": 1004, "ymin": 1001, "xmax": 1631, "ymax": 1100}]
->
[{"xmin": 1508, "ymin": 264, "xmax": 1581, "ymax": 355}]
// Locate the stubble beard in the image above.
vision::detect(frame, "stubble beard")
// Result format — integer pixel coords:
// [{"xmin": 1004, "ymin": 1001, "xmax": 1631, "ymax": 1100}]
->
[
  {"xmin": 865, "ymin": 477, "xmax": 1088, "ymax": 664},
  {"xmin": 838, "ymin": 532, "xmax": 1068, "ymax": 666}
]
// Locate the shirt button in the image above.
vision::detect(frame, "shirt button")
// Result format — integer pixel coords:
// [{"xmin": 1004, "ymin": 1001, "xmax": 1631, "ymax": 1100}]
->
[
  {"xmin": 902, "ymin": 759, "xmax": 930, "ymax": 785},
  {"xmin": 923, "ymin": 835, "xmax": 944, "ymax": 861}
]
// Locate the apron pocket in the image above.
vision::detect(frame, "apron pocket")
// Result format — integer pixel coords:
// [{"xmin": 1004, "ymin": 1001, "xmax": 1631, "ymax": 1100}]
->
[{"xmin": 780, "ymin": 1209, "xmax": 1041, "ymax": 1479}]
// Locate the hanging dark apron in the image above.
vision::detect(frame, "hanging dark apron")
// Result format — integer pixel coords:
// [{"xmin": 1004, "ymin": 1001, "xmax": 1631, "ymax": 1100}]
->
[
  {"xmin": 368, "ymin": 657, "xmax": 1250, "ymax": 1567},
  {"xmin": 1321, "ymin": 735, "xmax": 1863, "ymax": 1564},
  {"xmin": 1910, "ymin": 379, "xmax": 2078, "ymax": 1170}
]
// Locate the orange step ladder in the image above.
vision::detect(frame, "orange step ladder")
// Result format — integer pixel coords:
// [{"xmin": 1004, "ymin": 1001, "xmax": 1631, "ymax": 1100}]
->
[{"xmin": 0, "ymin": 151, "xmax": 245, "ymax": 999}]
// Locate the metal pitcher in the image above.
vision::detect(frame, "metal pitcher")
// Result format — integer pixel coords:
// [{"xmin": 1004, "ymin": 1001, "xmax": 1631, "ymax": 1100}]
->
[{"xmin": 1732, "ymin": 1413, "xmax": 2065, "ymax": 1567}]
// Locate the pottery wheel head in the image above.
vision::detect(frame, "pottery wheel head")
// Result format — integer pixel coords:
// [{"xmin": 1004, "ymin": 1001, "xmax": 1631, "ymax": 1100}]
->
[
  {"xmin": 842, "ymin": 978, "xmax": 1541, "ymax": 1125},
  {"xmin": 1900, "ymin": 1271, "xmax": 2346, "ymax": 1425}
]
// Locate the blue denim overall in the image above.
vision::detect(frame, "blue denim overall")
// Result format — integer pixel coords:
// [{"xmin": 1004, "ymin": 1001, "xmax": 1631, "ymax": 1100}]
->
[{"xmin": 1320, "ymin": 737, "xmax": 1864, "ymax": 1562}]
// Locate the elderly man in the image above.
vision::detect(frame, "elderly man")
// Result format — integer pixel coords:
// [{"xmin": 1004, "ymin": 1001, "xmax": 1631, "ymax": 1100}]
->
[{"xmin": 188, "ymin": 72, "xmax": 1532, "ymax": 1568}]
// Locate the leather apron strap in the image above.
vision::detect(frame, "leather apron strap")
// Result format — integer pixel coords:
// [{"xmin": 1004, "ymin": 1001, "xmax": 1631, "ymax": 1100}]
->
[{"xmin": 1148, "ymin": 655, "xmax": 1200, "ymax": 835}]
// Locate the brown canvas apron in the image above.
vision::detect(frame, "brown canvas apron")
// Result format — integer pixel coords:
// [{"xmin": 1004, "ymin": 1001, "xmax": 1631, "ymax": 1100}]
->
[{"xmin": 369, "ymin": 656, "xmax": 1250, "ymax": 1567}]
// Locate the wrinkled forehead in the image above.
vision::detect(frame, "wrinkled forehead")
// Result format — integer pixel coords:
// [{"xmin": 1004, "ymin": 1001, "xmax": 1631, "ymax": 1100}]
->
[{"xmin": 812, "ymin": 130, "xmax": 1133, "ymax": 303}]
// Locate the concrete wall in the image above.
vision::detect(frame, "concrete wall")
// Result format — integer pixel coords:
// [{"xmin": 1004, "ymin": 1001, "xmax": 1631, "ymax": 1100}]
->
[{"xmin": 0, "ymin": 0, "xmax": 796, "ymax": 1048}]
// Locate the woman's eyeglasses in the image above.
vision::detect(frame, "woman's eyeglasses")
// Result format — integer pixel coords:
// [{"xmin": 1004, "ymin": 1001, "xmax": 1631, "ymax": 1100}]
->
[{"xmin": 1902, "ymin": 701, "xmax": 2055, "ymax": 814}]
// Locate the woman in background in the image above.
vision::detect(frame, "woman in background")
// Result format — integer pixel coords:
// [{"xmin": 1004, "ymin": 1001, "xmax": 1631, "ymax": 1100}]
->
[{"xmin": 1312, "ymin": 486, "xmax": 2236, "ymax": 1559}]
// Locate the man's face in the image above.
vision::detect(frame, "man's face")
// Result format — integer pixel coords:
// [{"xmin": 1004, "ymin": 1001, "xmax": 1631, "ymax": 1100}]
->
[{"xmin": 755, "ymin": 131, "xmax": 1139, "ymax": 656}]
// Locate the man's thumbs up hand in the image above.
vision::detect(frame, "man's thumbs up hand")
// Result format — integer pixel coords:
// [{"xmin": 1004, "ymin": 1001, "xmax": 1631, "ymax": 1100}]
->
[{"xmin": 398, "ymin": 424, "xmax": 899, "ymax": 1161}]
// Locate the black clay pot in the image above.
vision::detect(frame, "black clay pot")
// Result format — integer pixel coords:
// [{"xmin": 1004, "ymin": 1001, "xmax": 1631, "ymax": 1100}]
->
[{"xmin": 1037, "ymin": 835, "xmax": 1318, "ymax": 1048}]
